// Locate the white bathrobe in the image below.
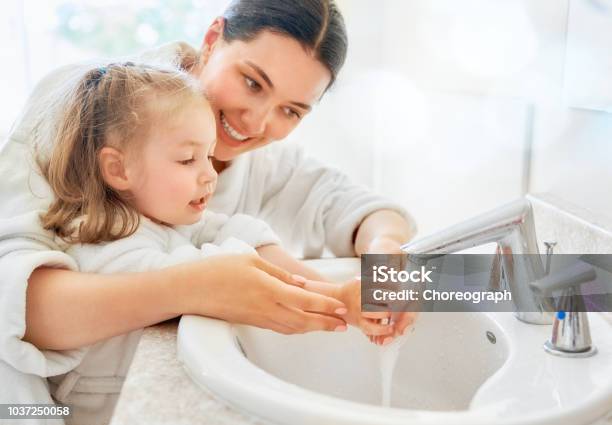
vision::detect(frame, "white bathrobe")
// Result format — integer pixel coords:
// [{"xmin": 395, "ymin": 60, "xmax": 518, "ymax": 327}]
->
[
  {"xmin": 46, "ymin": 212, "xmax": 278, "ymax": 425},
  {"xmin": 0, "ymin": 42, "xmax": 409, "ymax": 424}
]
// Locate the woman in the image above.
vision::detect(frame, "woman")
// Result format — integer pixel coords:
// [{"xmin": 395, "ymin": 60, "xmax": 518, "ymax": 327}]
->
[{"xmin": 0, "ymin": 0, "xmax": 415, "ymax": 415}]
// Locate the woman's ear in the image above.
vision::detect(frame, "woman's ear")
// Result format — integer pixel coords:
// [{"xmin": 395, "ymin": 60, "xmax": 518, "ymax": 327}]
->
[
  {"xmin": 200, "ymin": 17, "xmax": 225, "ymax": 64},
  {"xmin": 98, "ymin": 147, "xmax": 131, "ymax": 191}
]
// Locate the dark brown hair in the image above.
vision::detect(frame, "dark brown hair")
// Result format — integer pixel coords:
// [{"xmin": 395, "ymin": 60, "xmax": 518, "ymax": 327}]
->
[{"xmin": 222, "ymin": 0, "xmax": 348, "ymax": 88}]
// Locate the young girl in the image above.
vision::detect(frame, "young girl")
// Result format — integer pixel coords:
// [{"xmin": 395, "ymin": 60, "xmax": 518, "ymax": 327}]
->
[{"xmin": 33, "ymin": 62, "xmax": 394, "ymax": 425}]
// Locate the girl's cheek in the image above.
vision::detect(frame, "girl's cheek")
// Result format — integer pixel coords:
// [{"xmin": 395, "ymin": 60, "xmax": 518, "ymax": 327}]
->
[{"xmin": 166, "ymin": 169, "xmax": 193, "ymax": 192}]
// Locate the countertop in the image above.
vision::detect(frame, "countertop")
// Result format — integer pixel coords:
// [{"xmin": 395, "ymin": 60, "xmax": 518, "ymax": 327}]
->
[{"xmin": 108, "ymin": 319, "xmax": 265, "ymax": 425}]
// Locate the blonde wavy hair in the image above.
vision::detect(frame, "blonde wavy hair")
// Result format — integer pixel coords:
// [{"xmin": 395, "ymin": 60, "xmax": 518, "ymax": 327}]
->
[{"xmin": 36, "ymin": 62, "xmax": 206, "ymax": 244}]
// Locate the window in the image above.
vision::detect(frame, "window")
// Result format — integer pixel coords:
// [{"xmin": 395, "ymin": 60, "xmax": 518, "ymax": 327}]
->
[{"xmin": 0, "ymin": 0, "xmax": 229, "ymax": 138}]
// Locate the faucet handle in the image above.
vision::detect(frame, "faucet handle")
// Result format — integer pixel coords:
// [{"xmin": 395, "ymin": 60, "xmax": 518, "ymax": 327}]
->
[
  {"xmin": 530, "ymin": 262, "xmax": 596, "ymax": 295},
  {"xmin": 543, "ymin": 241, "xmax": 557, "ymax": 275},
  {"xmin": 530, "ymin": 261, "xmax": 598, "ymax": 358}
]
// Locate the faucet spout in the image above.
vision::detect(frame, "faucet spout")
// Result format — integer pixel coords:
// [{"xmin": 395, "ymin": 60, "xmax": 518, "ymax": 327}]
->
[{"xmin": 401, "ymin": 199, "xmax": 554, "ymax": 324}]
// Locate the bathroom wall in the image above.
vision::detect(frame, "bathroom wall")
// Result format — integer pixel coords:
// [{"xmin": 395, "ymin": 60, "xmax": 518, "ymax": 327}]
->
[
  {"xmin": 291, "ymin": 0, "xmax": 612, "ymax": 237},
  {"xmin": 1, "ymin": 0, "xmax": 610, "ymax": 240}
]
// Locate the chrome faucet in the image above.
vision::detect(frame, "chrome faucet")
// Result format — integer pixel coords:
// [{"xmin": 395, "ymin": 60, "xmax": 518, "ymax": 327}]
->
[{"xmin": 400, "ymin": 198, "xmax": 554, "ymax": 324}]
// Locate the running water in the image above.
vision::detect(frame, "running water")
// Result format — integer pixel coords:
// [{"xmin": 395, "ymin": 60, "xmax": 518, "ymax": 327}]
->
[{"xmin": 378, "ymin": 327, "xmax": 413, "ymax": 407}]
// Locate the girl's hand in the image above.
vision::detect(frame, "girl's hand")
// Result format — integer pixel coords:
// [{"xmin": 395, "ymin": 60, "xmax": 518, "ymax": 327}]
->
[
  {"xmin": 300, "ymin": 278, "xmax": 395, "ymax": 339},
  {"xmin": 337, "ymin": 279, "xmax": 418, "ymax": 345},
  {"xmin": 177, "ymin": 253, "xmax": 348, "ymax": 334},
  {"xmin": 301, "ymin": 277, "xmax": 418, "ymax": 345},
  {"xmin": 368, "ymin": 312, "xmax": 419, "ymax": 345}
]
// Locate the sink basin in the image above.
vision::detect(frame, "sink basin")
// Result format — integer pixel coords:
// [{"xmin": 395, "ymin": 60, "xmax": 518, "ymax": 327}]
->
[{"xmin": 177, "ymin": 258, "xmax": 612, "ymax": 425}]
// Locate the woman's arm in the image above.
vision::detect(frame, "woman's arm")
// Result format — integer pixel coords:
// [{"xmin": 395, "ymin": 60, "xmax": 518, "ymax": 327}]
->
[
  {"xmin": 24, "ymin": 266, "xmax": 180, "ymax": 350},
  {"xmin": 241, "ymin": 144, "xmax": 416, "ymax": 258},
  {"xmin": 353, "ymin": 209, "xmax": 417, "ymax": 255},
  {"xmin": 24, "ymin": 254, "xmax": 347, "ymax": 351}
]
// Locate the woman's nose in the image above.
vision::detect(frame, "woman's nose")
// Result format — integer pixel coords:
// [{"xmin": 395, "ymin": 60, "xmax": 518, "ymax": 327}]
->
[{"xmin": 241, "ymin": 106, "xmax": 272, "ymax": 135}]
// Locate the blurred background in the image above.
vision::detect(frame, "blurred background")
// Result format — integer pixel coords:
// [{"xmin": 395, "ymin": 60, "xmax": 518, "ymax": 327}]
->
[{"xmin": 1, "ymin": 0, "xmax": 611, "ymax": 236}]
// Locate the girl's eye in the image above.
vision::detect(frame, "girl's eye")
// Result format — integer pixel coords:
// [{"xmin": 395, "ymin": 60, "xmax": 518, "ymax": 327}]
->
[
  {"xmin": 245, "ymin": 76, "xmax": 262, "ymax": 92},
  {"xmin": 282, "ymin": 106, "xmax": 301, "ymax": 120},
  {"xmin": 179, "ymin": 158, "xmax": 195, "ymax": 165}
]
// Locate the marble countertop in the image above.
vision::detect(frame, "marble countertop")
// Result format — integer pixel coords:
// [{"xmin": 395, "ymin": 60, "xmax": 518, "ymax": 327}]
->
[{"xmin": 109, "ymin": 319, "xmax": 267, "ymax": 425}]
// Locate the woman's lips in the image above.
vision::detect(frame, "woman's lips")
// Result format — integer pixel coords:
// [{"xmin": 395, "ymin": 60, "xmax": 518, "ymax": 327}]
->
[{"xmin": 219, "ymin": 111, "xmax": 251, "ymax": 148}]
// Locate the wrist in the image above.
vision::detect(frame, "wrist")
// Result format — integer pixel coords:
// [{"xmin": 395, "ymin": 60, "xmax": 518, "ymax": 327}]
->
[
  {"xmin": 364, "ymin": 235, "xmax": 404, "ymax": 254},
  {"xmin": 158, "ymin": 262, "xmax": 201, "ymax": 316}
]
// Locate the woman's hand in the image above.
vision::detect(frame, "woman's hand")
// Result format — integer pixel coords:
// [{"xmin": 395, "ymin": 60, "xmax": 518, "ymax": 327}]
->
[
  {"xmin": 177, "ymin": 254, "xmax": 349, "ymax": 335},
  {"xmin": 358, "ymin": 227, "xmax": 420, "ymax": 345}
]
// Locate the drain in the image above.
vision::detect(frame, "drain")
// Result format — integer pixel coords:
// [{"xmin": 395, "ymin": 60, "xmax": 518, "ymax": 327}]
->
[{"xmin": 486, "ymin": 331, "xmax": 496, "ymax": 344}]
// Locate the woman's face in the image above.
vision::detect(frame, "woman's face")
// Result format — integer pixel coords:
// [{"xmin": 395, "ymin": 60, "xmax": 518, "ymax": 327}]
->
[{"xmin": 195, "ymin": 20, "xmax": 332, "ymax": 162}]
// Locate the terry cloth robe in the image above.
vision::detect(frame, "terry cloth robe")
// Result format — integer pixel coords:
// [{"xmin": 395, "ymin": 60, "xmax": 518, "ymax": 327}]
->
[
  {"xmin": 0, "ymin": 42, "xmax": 411, "ymax": 424},
  {"xmin": 43, "ymin": 212, "xmax": 278, "ymax": 425}
]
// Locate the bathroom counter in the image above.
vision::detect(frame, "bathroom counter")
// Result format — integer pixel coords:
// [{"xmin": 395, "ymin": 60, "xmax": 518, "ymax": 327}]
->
[
  {"xmin": 109, "ymin": 318, "xmax": 266, "ymax": 425},
  {"xmin": 109, "ymin": 258, "xmax": 361, "ymax": 425}
]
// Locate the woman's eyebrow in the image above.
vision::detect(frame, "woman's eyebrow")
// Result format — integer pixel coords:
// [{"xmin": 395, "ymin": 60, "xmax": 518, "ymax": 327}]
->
[
  {"xmin": 244, "ymin": 61, "xmax": 312, "ymax": 111},
  {"xmin": 290, "ymin": 101, "xmax": 312, "ymax": 112},
  {"xmin": 245, "ymin": 61, "xmax": 274, "ymax": 88}
]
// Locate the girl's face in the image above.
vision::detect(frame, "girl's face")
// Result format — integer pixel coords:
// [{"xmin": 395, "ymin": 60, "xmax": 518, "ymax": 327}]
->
[
  {"xmin": 126, "ymin": 101, "xmax": 218, "ymax": 226},
  {"xmin": 195, "ymin": 21, "xmax": 332, "ymax": 162}
]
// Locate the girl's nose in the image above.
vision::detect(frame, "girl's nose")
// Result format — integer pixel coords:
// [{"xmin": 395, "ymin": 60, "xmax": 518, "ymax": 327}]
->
[{"xmin": 198, "ymin": 165, "xmax": 217, "ymax": 188}]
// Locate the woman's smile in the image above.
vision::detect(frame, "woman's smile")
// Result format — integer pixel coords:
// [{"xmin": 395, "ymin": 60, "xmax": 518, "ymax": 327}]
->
[
  {"xmin": 218, "ymin": 111, "xmax": 252, "ymax": 148},
  {"xmin": 220, "ymin": 111, "xmax": 249, "ymax": 142}
]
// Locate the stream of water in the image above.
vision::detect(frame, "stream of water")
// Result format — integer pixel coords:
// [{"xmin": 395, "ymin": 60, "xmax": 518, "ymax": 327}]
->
[{"xmin": 378, "ymin": 327, "xmax": 414, "ymax": 407}]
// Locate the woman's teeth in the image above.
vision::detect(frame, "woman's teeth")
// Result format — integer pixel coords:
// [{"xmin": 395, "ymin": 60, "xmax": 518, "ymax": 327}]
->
[{"xmin": 221, "ymin": 113, "xmax": 248, "ymax": 142}]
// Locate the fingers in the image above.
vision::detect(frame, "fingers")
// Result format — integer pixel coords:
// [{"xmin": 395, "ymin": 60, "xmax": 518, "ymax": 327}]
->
[
  {"xmin": 255, "ymin": 256, "xmax": 304, "ymax": 287},
  {"xmin": 359, "ymin": 317, "xmax": 394, "ymax": 336},
  {"xmin": 393, "ymin": 312, "xmax": 418, "ymax": 337},
  {"xmin": 361, "ymin": 311, "xmax": 392, "ymax": 320},
  {"xmin": 262, "ymin": 318, "xmax": 301, "ymax": 335},
  {"xmin": 300, "ymin": 279, "xmax": 341, "ymax": 299},
  {"xmin": 276, "ymin": 283, "xmax": 347, "ymax": 316},
  {"xmin": 275, "ymin": 304, "xmax": 347, "ymax": 333},
  {"xmin": 291, "ymin": 274, "xmax": 307, "ymax": 288}
]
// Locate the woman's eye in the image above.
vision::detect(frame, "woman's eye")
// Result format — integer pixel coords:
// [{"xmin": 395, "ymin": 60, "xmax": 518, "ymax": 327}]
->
[
  {"xmin": 179, "ymin": 158, "xmax": 195, "ymax": 165},
  {"xmin": 245, "ymin": 76, "xmax": 262, "ymax": 92},
  {"xmin": 282, "ymin": 106, "xmax": 301, "ymax": 119}
]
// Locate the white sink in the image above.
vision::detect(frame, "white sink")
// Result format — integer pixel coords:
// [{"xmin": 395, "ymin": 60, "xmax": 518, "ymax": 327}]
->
[{"xmin": 177, "ymin": 258, "xmax": 612, "ymax": 425}]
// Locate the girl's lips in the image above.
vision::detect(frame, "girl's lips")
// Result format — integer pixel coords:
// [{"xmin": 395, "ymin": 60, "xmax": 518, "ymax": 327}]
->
[
  {"xmin": 189, "ymin": 194, "xmax": 211, "ymax": 211},
  {"xmin": 189, "ymin": 200, "xmax": 206, "ymax": 211}
]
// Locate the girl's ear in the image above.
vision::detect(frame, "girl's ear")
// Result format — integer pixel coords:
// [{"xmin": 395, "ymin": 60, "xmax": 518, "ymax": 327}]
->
[
  {"xmin": 200, "ymin": 17, "xmax": 225, "ymax": 64},
  {"xmin": 98, "ymin": 147, "xmax": 131, "ymax": 191}
]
